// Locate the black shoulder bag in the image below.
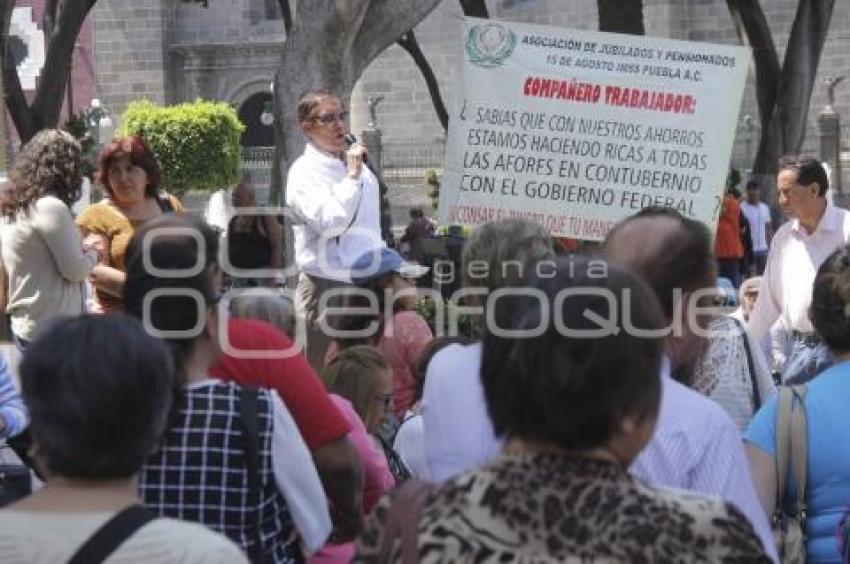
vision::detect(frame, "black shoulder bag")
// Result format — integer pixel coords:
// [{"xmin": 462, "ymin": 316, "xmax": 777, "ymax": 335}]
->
[
  {"xmin": 67, "ymin": 504, "xmax": 155, "ymax": 564},
  {"xmin": 239, "ymin": 386, "xmax": 271, "ymax": 564},
  {"xmin": 732, "ymin": 317, "xmax": 762, "ymax": 412}
]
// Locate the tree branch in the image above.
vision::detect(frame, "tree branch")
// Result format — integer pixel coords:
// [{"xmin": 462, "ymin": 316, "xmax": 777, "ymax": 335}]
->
[
  {"xmin": 32, "ymin": 0, "xmax": 95, "ymax": 128},
  {"xmin": 350, "ymin": 0, "xmax": 442, "ymax": 78},
  {"xmin": 43, "ymin": 0, "xmax": 59, "ymax": 39},
  {"xmin": 598, "ymin": 0, "xmax": 644, "ymax": 35},
  {"xmin": 459, "ymin": 0, "xmax": 488, "ymax": 18},
  {"xmin": 726, "ymin": 0, "xmax": 781, "ymax": 133},
  {"xmin": 398, "ymin": 30, "xmax": 447, "ymax": 132},
  {"xmin": 1, "ymin": 0, "xmax": 38, "ymax": 140},
  {"xmin": 278, "ymin": 0, "xmax": 292, "ymax": 34}
]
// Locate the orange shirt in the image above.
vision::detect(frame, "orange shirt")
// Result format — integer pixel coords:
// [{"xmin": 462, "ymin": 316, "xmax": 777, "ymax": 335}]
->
[{"xmin": 714, "ymin": 194, "xmax": 744, "ymax": 259}]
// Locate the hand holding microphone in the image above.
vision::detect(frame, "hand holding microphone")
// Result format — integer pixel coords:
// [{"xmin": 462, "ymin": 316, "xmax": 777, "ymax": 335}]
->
[{"xmin": 345, "ymin": 134, "xmax": 368, "ymax": 179}]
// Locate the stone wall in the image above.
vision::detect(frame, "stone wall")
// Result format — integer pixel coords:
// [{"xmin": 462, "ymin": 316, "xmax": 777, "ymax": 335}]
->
[{"xmin": 91, "ymin": 0, "xmax": 170, "ymax": 123}]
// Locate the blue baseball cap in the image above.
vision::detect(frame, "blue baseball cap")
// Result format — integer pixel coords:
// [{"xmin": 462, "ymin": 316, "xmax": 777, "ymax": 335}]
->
[{"xmin": 350, "ymin": 247, "xmax": 429, "ymax": 286}]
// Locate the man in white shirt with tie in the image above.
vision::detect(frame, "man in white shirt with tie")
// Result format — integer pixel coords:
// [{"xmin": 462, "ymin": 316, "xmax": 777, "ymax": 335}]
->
[
  {"xmin": 286, "ymin": 90, "xmax": 383, "ymax": 370},
  {"xmin": 747, "ymin": 157, "xmax": 850, "ymax": 382}
]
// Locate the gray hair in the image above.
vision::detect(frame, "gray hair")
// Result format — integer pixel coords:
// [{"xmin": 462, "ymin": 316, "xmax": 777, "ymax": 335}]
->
[
  {"xmin": 462, "ymin": 218, "xmax": 556, "ymax": 294},
  {"xmin": 229, "ymin": 293, "xmax": 296, "ymax": 339}
]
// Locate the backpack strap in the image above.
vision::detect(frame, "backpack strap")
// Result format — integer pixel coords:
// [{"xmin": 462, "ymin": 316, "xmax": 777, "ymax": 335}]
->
[
  {"xmin": 774, "ymin": 387, "xmax": 794, "ymax": 506},
  {"xmin": 732, "ymin": 317, "xmax": 761, "ymax": 412},
  {"xmin": 239, "ymin": 386, "xmax": 268, "ymax": 564},
  {"xmin": 67, "ymin": 504, "xmax": 155, "ymax": 564},
  {"xmin": 376, "ymin": 480, "xmax": 432, "ymax": 564},
  {"xmin": 789, "ymin": 386, "xmax": 808, "ymax": 520}
]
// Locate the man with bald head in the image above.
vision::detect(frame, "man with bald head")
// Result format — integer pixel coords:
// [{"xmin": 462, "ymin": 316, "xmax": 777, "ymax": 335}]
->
[{"xmin": 601, "ymin": 208, "xmax": 777, "ymax": 562}]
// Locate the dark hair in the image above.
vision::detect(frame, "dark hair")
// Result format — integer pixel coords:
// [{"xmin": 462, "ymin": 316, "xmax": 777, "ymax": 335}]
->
[
  {"xmin": 481, "ymin": 256, "xmax": 664, "ymax": 449},
  {"xmin": 413, "ymin": 336, "xmax": 475, "ymax": 402},
  {"xmin": 811, "ymin": 244, "xmax": 850, "ymax": 353},
  {"xmin": 98, "ymin": 135, "xmax": 163, "ymax": 199},
  {"xmin": 19, "ymin": 315, "xmax": 174, "ymax": 479},
  {"xmin": 603, "ymin": 206, "xmax": 714, "ymax": 318},
  {"xmin": 746, "ymin": 179, "xmax": 760, "ymax": 190},
  {"xmin": 1, "ymin": 129, "xmax": 82, "ymax": 218},
  {"xmin": 410, "ymin": 208, "xmax": 424, "ymax": 219},
  {"xmin": 778, "ymin": 156, "xmax": 829, "ymax": 197},
  {"xmin": 296, "ymin": 89, "xmax": 337, "ymax": 123},
  {"xmin": 123, "ymin": 214, "xmax": 220, "ymax": 379}
]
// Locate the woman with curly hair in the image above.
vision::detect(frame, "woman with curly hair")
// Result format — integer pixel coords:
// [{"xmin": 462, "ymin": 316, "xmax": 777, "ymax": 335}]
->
[
  {"xmin": 76, "ymin": 135, "xmax": 182, "ymax": 312},
  {"xmin": 0, "ymin": 129, "xmax": 103, "ymax": 350}
]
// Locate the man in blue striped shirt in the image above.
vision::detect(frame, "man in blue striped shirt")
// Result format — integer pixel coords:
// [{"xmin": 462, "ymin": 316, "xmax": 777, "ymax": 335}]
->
[{"xmin": 602, "ymin": 208, "xmax": 778, "ymax": 563}]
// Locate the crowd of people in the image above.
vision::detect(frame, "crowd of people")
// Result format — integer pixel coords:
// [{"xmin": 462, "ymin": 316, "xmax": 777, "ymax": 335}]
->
[{"xmin": 0, "ymin": 87, "xmax": 849, "ymax": 563}]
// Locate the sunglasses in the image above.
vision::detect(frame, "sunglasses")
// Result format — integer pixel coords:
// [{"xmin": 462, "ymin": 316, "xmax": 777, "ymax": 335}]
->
[{"xmin": 312, "ymin": 110, "xmax": 349, "ymax": 125}]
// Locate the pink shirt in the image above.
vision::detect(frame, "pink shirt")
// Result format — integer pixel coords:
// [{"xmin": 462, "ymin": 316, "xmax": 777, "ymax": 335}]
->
[
  {"xmin": 326, "ymin": 311, "xmax": 434, "ymax": 419},
  {"xmin": 309, "ymin": 395, "xmax": 394, "ymax": 564}
]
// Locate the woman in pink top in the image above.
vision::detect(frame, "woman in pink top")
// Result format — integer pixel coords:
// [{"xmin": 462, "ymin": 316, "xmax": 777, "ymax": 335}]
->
[
  {"xmin": 327, "ymin": 247, "xmax": 433, "ymax": 419},
  {"xmin": 311, "ymin": 346, "xmax": 395, "ymax": 563}
]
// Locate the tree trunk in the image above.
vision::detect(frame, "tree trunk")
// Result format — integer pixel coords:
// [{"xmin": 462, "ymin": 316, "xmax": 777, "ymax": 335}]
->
[
  {"xmin": 598, "ymin": 0, "xmax": 645, "ymax": 35},
  {"xmin": 2, "ymin": 0, "xmax": 95, "ymax": 143},
  {"xmin": 730, "ymin": 0, "xmax": 835, "ymax": 176}
]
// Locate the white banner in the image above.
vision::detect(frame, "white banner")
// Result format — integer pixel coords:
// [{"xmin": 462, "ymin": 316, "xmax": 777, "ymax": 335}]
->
[{"xmin": 438, "ymin": 18, "xmax": 751, "ymax": 241}]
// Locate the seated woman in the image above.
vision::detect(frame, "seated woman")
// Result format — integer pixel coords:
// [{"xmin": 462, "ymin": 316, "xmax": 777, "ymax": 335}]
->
[
  {"xmin": 356, "ymin": 256, "xmax": 770, "ymax": 561},
  {"xmin": 123, "ymin": 214, "xmax": 331, "ymax": 562},
  {"xmin": 76, "ymin": 135, "xmax": 183, "ymax": 312},
  {"xmin": 747, "ymin": 243, "xmax": 850, "ymax": 562},
  {"xmin": 0, "ymin": 315, "xmax": 246, "ymax": 562}
]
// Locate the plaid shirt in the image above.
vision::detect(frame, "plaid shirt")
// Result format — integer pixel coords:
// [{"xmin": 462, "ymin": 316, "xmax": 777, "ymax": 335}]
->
[{"xmin": 140, "ymin": 381, "xmax": 298, "ymax": 563}]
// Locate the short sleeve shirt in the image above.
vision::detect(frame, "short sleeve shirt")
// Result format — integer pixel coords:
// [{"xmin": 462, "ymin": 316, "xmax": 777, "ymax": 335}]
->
[{"xmin": 745, "ymin": 361, "xmax": 850, "ymax": 562}]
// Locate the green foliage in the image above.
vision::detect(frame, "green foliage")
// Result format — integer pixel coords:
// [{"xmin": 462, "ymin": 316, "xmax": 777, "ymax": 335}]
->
[
  {"xmin": 62, "ymin": 111, "xmax": 96, "ymax": 178},
  {"xmin": 118, "ymin": 99, "xmax": 245, "ymax": 194},
  {"xmin": 416, "ymin": 295, "xmax": 476, "ymax": 338},
  {"xmin": 425, "ymin": 168, "xmax": 440, "ymax": 210}
]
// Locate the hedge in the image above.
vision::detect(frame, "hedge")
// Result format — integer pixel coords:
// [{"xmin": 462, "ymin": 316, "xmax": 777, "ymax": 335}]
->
[{"xmin": 118, "ymin": 99, "xmax": 245, "ymax": 194}]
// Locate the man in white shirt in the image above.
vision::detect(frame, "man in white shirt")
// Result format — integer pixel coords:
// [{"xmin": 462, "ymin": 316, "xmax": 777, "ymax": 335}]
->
[
  {"xmin": 601, "ymin": 208, "xmax": 777, "ymax": 562},
  {"xmin": 748, "ymin": 157, "xmax": 850, "ymax": 383},
  {"xmin": 285, "ymin": 90, "xmax": 383, "ymax": 370},
  {"xmin": 741, "ymin": 180, "xmax": 773, "ymax": 276}
]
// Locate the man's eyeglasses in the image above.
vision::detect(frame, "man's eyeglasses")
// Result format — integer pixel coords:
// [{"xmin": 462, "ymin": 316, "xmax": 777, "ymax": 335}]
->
[{"xmin": 312, "ymin": 111, "xmax": 349, "ymax": 125}]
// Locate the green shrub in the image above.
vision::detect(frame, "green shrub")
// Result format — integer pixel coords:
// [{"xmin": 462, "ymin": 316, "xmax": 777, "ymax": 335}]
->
[{"xmin": 118, "ymin": 99, "xmax": 245, "ymax": 194}]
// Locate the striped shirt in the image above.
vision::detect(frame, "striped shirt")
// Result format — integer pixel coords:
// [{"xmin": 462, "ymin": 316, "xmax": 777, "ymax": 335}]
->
[
  {"xmin": 0, "ymin": 354, "xmax": 27, "ymax": 439},
  {"xmin": 631, "ymin": 357, "xmax": 778, "ymax": 563}
]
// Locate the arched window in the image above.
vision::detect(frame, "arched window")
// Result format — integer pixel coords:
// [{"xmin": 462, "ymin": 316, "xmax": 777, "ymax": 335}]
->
[{"xmin": 238, "ymin": 92, "xmax": 274, "ymax": 147}]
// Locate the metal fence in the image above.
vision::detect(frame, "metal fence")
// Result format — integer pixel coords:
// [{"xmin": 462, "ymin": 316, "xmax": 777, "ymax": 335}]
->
[{"xmin": 381, "ymin": 140, "xmax": 446, "ymax": 182}]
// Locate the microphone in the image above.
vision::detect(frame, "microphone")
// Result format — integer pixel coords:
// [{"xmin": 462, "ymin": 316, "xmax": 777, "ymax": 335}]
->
[{"xmin": 344, "ymin": 133, "xmax": 368, "ymax": 164}]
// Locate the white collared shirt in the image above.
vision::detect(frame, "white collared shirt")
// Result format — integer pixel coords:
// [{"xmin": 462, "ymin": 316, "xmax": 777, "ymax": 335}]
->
[
  {"xmin": 748, "ymin": 201, "xmax": 850, "ymax": 340},
  {"xmin": 285, "ymin": 143, "xmax": 384, "ymax": 281}
]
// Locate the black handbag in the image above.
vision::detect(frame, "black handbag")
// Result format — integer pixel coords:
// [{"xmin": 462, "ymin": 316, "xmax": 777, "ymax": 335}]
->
[{"xmin": 0, "ymin": 446, "xmax": 32, "ymax": 507}]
